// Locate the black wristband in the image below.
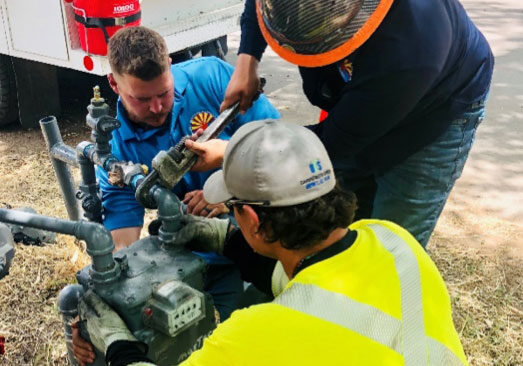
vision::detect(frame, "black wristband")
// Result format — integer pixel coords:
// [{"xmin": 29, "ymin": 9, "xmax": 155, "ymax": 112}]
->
[{"xmin": 106, "ymin": 340, "xmax": 152, "ymax": 366}]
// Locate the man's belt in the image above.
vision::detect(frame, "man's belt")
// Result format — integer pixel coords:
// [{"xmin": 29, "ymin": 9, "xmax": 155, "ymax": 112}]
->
[{"xmin": 74, "ymin": 11, "xmax": 141, "ymax": 43}]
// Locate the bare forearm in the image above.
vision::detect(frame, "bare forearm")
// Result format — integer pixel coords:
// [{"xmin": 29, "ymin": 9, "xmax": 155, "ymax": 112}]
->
[{"xmin": 111, "ymin": 227, "xmax": 142, "ymax": 252}]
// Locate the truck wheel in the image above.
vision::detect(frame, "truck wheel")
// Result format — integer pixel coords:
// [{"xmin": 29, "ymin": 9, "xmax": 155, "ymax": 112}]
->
[
  {"xmin": 0, "ymin": 55, "xmax": 18, "ymax": 126},
  {"xmin": 200, "ymin": 36, "xmax": 228, "ymax": 60}
]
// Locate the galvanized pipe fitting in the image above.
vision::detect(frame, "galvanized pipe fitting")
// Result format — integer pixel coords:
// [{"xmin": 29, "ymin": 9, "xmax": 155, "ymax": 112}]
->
[
  {"xmin": 58, "ymin": 284, "xmax": 84, "ymax": 366},
  {"xmin": 76, "ymin": 149, "xmax": 103, "ymax": 223},
  {"xmin": 39, "ymin": 116, "xmax": 81, "ymax": 221},
  {"xmin": 0, "ymin": 208, "xmax": 119, "ymax": 285},
  {"xmin": 152, "ymin": 186, "xmax": 184, "ymax": 247}
]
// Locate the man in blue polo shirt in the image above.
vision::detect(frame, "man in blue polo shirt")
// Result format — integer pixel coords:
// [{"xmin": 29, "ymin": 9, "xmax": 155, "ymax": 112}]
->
[
  {"xmin": 97, "ymin": 26, "xmax": 279, "ymax": 320},
  {"xmin": 221, "ymin": 0, "xmax": 494, "ymax": 248}
]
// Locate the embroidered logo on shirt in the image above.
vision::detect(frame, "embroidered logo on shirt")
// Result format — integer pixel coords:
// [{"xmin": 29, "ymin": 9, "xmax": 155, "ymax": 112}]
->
[
  {"xmin": 191, "ymin": 111, "xmax": 215, "ymax": 132},
  {"xmin": 338, "ymin": 59, "xmax": 353, "ymax": 83}
]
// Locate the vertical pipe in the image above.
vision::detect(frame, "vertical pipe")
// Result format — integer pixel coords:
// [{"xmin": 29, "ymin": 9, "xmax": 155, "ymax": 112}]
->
[
  {"xmin": 58, "ymin": 284, "xmax": 84, "ymax": 366},
  {"xmin": 40, "ymin": 116, "xmax": 81, "ymax": 221},
  {"xmin": 152, "ymin": 187, "xmax": 183, "ymax": 246},
  {"xmin": 77, "ymin": 154, "xmax": 103, "ymax": 223}
]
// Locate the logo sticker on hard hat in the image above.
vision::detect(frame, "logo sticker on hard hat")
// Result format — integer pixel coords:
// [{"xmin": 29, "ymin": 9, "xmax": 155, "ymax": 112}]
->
[
  {"xmin": 338, "ymin": 59, "xmax": 353, "ymax": 83},
  {"xmin": 191, "ymin": 112, "xmax": 215, "ymax": 132},
  {"xmin": 300, "ymin": 159, "xmax": 332, "ymax": 190},
  {"xmin": 309, "ymin": 159, "xmax": 323, "ymax": 173}
]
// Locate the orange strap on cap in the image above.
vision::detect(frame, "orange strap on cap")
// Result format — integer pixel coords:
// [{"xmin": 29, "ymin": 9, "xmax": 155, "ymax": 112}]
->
[{"xmin": 256, "ymin": 0, "xmax": 394, "ymax": 68}]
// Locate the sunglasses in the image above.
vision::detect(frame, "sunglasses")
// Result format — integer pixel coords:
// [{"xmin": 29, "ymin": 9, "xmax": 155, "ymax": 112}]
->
[{"xmin": 224, "ymin": 198, "xmax": 271, "ymax": 210}]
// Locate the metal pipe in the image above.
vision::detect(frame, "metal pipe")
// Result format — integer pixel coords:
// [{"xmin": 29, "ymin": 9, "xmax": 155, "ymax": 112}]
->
[
  {"xmin": 152, "ymin": 186, "xmax": 183, "ymax": 247},
  {"xmin": 76, "ymin": 153, "xmax": 103, "ymax": 223},
  {"xmin": 49, "ymin": 143, "xmax": 79, "ymax": 167},
  {"xmin": 77, "ymin": 154, "xmax": 97, "ymax": 190},
  {"xmin": 0, "ymin": 223, "xmax": 15, "ymax": 280},
  {"xmin": 40, "ymin": 116, "xmax": 81, "ymax": 221},
  {"xmin": 0, "ymin": 205, "xmax": 77, "ymax": 235},
  {"xmin": 0, "ymin": 208, "xmax": 118, "ymax": 284},
  {"xmin": 78, "ymin": 134, "xmax": 119, "ymax": 173},
  {"xmin": 86, "ymin": 89, "xmax": 120, "ymax": 171},
  {"xmin": 58, "ymin": 284, "xmax": 84, "ymax": 366}
]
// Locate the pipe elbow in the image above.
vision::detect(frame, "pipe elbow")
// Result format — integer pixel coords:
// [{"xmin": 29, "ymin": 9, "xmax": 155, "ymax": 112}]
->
[
  {"xmin": 76, "ymin": 221, "xmax": 114, "ymax": 255},
  {"xmin": 156, "ymin": 190, "xmax": 178, "ymax": 213}
]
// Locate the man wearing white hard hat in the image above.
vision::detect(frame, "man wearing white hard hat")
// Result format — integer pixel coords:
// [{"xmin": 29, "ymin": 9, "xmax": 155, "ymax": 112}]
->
[{"xmin": 74, "ymin": 120, "xmax": 469, "ymax": 366}]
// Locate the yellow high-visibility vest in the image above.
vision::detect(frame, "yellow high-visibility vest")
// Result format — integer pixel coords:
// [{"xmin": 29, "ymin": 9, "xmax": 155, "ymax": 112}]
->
[{"xmin": 182, "ymin": 219, "xmax": 468, "ymax": 366}]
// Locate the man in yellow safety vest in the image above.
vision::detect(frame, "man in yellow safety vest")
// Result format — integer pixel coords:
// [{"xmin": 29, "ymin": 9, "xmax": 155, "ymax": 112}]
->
[{"xmin": 74, "ymin": 120, "xmax": 469, "ymax": 366}]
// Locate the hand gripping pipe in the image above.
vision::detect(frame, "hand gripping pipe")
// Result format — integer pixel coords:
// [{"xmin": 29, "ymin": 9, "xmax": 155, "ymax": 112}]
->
[
  {"xmin": 0, "ymin": 208, "xmax": 119, "ymax": 286},
  {"xmin": 134, "ymin": 78, "xmax": 266, "ymax": 208}
]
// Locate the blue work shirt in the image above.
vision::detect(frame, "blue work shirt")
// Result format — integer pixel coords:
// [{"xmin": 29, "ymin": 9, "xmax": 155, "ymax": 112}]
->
[
  {"xmin": 97, "ymin": 57, "xmax": 280, "ymax": 263},
  {"xmin": 239, "ymin": 0, "xmax": 494, "ymax": 174}
]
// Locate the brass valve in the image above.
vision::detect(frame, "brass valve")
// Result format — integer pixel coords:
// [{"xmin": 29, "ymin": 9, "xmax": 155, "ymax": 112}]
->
[{"xmin": 91, "ymin": 85, "xmax": 105, "ymax": 106}]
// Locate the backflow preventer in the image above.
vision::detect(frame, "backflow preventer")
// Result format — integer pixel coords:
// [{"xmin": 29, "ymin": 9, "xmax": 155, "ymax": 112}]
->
[{"xmin": 0, "ymin": 86, "xmax": 245, "ymax": 365}]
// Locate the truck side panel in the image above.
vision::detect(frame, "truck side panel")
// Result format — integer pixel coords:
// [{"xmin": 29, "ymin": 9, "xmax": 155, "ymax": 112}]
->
[
  {"xmin": 3, "ymin": 0, "xmax": 68, "ymax": 61},
  {"xmin": 0, "ymin": 5, "xmax": 9, "ymax": 54}
]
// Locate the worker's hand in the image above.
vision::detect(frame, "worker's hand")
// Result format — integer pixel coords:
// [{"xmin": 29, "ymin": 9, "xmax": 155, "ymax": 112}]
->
[
  {"xmin": 71, "ymin": 319, "xmax": 95, "ymax": 366},
  {"xmin": 78, "ymin": 290, "xmax": 138, "ymax": 355},
  {"xmin": 185, "ymin": 138, "xmax": 228, "ymax": 172},
  {"xmin": 183, "ymin": 190, "xmax": 229, "ymax": 217},
  {"xmin": 220, "ymin": 54, "xmax": 260, "ymax": 114},
  {"xmin": 177, "ymin": 215, "xmax": 231, "ymax": 254}
]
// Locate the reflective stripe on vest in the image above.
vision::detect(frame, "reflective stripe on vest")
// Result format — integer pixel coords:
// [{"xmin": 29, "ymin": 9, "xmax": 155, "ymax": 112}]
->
[
  {"xmin": 369, "ymin": 224, "xmax": 426, "ymax": 365},
  {"xmin": 274, "ymin": 224, "xmax": 465, "ymax": 366}
]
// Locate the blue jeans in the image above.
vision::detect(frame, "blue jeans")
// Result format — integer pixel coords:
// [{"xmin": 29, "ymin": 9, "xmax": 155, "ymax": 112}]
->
[
  {"xmin": 180, "ymin": 204, "xmax": 244, "ymax": 320},
  {"xmin": 339, "ymin": 100, "xmax": 486, "ymax": 247},
  {"xmin": 204, "ymin": 263, "xmax": 244, "ymax": 321}
]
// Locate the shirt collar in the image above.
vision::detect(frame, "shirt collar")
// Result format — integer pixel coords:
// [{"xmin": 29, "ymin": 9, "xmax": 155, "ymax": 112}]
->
[{"xmin": 293, "ymin": 230, "xmax": 357, "ymax": 278}]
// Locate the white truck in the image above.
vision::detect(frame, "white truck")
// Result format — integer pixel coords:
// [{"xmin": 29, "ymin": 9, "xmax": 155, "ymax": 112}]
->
[{"xmin": 0, "ymin": 0, "xmax": 244, "ymax": 128}]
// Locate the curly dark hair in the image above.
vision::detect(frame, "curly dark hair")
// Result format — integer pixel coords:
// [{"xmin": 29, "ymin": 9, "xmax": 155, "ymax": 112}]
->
[
  {"xmin": 108, "ymin": 26, "xmax": 169, "ymax": 81},
  {"xmin": 243, "ymin": 186, "xmax": 357, "ymax": 250}
]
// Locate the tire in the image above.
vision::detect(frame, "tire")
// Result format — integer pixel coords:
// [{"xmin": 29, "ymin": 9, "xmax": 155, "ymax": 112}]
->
[
  {"xmin": 200, "ymin": 36, "xmax": 228, "ymax": 59},
  {"xmin": 0, "ymin": 55, "xmax": 18, "ymax": 126},
  {"xmin": 170, "ymin": 36, "xmax": 229, "ymax": 64}
]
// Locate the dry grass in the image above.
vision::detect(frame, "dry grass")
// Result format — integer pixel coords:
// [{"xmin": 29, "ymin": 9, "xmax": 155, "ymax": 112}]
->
[
  {"xmin": 0, "ymin": 121, "xmax": 92, "ymax": 365},
  {"xmin": 0, "ymin": 237, "xmax": 89, "ymax": 365},
  {"xmin": 429, "ymin": 239, "xmax": 522, "ymax": 366},
  {"xmin": 0, "ymin": 118, "xmax": 521, "ymax": 365}
]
